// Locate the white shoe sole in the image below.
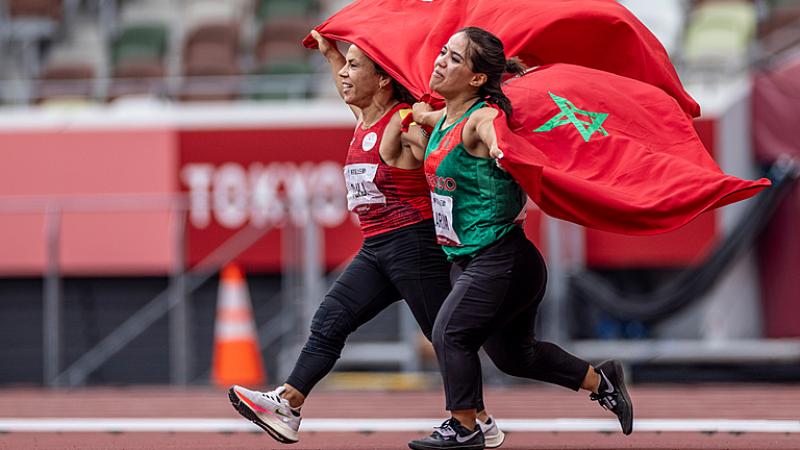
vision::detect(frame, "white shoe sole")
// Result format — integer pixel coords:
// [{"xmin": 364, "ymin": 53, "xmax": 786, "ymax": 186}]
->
[
  {"xmin": 228, "ymin": 387, "xmax": 300, "ymax": 444},
  {"xmin": 484, "ymin": 428, "xmax": 506, "ymax": 448}
]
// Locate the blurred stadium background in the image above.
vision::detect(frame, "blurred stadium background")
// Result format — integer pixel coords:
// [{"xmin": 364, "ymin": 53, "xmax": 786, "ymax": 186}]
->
[{"xmin": 0, "ymin": 0, "xmax": 799, "ymax": 445}]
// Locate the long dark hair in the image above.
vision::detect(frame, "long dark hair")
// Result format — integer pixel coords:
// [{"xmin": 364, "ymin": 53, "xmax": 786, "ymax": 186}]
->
[
  {"xmin": 373, "ymin": 62, "xmax": 416, "ymax": 105},
  {"xmin": 459, "ymin": 27, "xmax": 525, "ymax": 117}
]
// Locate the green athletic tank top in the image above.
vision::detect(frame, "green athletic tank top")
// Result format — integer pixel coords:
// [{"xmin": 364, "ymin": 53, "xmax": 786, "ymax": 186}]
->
[{"xmin": 423, "ymin": 101, "xmax": 527, "ymax": 259}]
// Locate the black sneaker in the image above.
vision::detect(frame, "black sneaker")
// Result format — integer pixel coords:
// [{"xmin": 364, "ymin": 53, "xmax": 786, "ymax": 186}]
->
[
  {"xmin": 408, "ymin": 417, "xmax": 485, "ymax": 450},
  {"xmin": 590, "ymin": 360, "xmax": 634, "ymax": 435}
]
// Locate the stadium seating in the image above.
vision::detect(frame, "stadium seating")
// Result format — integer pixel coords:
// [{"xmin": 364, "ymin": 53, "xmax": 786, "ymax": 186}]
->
[
  {"xmin": 109, "ymin": 24, "xmax": 168, "ymax": 99},
  {"xmin": 107, "ymin": 1, "xmax": 175, "ymax": 100},
  {"xmin": 112, "ymin": 25, "xmax": 168, "ymax": 68},
  {"xmin": 177, "ymin": 1, "xmax": 247, "ymax": 100},
  {"xmin": 36, "ymin": 21, "xmax": 104, "ymax": 102},
  {"xmin": 683, "ymin": 0, "xmax": 758, "ymax": 70},
  {"xmin": 8, "ymin": 0, "xmax": 63, "ymax": 21},
  {"xmin": 760, "ymin": 0, "xmax": 800, "ymax": 37},
  {"xmin": 4, "ymin": 0, "xmax": 800, "ymax": 105},
  {"xmin": 619, "ymin": 0, "xmax": 688, "ymax": 57},
  {"xmin": 251, "ymin": 8, "xmax": 317, "ymax": 99},
  {"xmin": 36, "ymin": 64, "xmax": 95, "ymax": 103},
  {"xmin": 257, "ymin": 0, "xmax": 318, "ymax": 21}
]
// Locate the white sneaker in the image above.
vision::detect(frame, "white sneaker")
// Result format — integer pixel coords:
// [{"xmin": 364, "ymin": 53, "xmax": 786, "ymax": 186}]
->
[
  {"xmin": 478, "ymin": 415, "xmax": 506, "ymax": 448},
  {"xmin": 228, "ymin": 385, "xmax": 301, "ymax": 443}
]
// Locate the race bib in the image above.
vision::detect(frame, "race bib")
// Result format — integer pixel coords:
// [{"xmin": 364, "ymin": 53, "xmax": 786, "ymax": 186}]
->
[
  {"xmin": 344, "ymin": 163, "xmax": 386, "ymax": 212},
  {"xmin": 431, "ymin": 192, "xmax": 462, "ymax": 246}
]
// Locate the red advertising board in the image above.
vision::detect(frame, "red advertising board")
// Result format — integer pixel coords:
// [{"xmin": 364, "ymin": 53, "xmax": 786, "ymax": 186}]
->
[
  {"xmin": 179, "ymin": 127, "xmax": 362, "ymax": 271},
  {"xmin": 0, "ymin": 128, "xmax": 177, "ymax": 275},
  {"xmin": 0, "ymin": 107, "xmax": 733, "ymax": 275}
]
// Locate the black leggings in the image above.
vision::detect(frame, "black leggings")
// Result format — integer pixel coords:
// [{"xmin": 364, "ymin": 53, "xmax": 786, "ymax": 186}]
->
[
  {"xmin": 285, "ymin": 220, "xmax": 485, "ymax": 411},
  {"xmin": 433, "ymin": 226, "xmax": 590, "ymax": 411}
]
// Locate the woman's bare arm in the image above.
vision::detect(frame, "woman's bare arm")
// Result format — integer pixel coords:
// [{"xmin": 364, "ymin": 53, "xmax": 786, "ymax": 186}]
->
[
  {"xmin": 403, "ymin": 125, "xmax": 429, "ymax": 163},
  {"xmin": 412, "ymin": 102, "xmax": 445, "ymax": 129},
  {"xmin": 464, "ymin": 107, "xmax": 503, "ymax": 159},
  {"xmin": 310, "ymin": 30, "xmax": 359, "ymax": 118}
]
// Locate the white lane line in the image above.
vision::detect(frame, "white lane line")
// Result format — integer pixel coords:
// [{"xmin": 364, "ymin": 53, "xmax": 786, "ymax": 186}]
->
[{"xmin": 0, "ymin": 418, "xmax": 798, "ymax": 433}]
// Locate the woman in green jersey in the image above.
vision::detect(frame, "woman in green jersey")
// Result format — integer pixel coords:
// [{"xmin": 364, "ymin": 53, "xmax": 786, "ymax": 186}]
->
[{"xmin": 408, "ymin": 27, "xmax": 633, "ymax": 450}]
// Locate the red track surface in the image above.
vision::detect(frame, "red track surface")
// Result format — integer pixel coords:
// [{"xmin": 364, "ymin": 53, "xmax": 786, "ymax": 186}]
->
[{"xmin": 1, "ymin": 385, "xmax": 798, "ymax": 449}]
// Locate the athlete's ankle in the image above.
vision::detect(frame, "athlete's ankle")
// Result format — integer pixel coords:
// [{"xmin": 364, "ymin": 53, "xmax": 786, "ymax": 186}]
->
[
  {"xmin": 581, "ymin": 365, "xmax": 602, "ymax": 394},
  {"xmin": 451, "ymin": 410, "xmax": 477, "ymax": 431},
  {"xmin": 281, "ymin": 383, "xmax": 306, "ymax": 409}
]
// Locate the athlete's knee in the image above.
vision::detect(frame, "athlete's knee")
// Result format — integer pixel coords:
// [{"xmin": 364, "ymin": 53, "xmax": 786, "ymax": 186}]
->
[
  {"xmin": 486, "ymin": 340, "xmax": 545, "ymax": 378},
  {"xmin": 489, "ymin": 352, "xmax": 529, "ymax": 378},
  {"xmin": 431, "ymin": 319, "xmax": 446, "ymax": 353},
  {"xmin": 416, "ymin": 312, "xmax": 434, "ymax": 342},
  {"xmin": 431, "ymin": 317, "xmax": 460, "ymax": 355},
  {"xmin": 420, "ymin": 328, "xmax": 433, "ymax": 342},
  {"xmin": 307, "ymin": 297, "xmax": 356, "ymax": 353},
  {"xmin": 432, "ymin": 318, "xmax": 481, "ymax": 354}
]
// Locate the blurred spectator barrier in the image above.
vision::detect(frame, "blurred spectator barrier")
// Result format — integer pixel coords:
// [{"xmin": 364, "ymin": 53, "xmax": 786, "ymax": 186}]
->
[{"xmin": 569, "ymin": 158, "xmax": 797, "ymax": 323}]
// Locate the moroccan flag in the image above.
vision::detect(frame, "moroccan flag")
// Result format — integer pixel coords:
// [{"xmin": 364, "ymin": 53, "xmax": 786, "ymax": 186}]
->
[
  {"xmin": 303, "ymin": 0, "xmax": 701, "ymax": 117},
  {"xmin": 495, "ymin": 64, "xmax": 770, "ymax": 235}
]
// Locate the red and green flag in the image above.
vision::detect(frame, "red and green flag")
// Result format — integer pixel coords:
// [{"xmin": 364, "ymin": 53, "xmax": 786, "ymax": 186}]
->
[
  {"xmin": 496, "ymin": 64, "xmax": 770, "ymax": 235},
  {"xmin": 304, "ymin": 0, "xmax": 770, "ymax": 234},
  {"xmin": 303, "ymin": 0, "xmax": 701, "ymax": 117}
]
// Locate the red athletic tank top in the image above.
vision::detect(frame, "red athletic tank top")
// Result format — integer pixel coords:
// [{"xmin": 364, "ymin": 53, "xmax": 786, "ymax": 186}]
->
[{"xmin": 344, "ymin": 104, "xmax": 433, "ymax": 238}]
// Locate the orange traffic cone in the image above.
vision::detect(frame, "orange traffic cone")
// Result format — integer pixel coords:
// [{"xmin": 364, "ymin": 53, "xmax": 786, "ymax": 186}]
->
[{"xmin": 211, "ymin": 263, "xmax": 266, "ymax": 388}]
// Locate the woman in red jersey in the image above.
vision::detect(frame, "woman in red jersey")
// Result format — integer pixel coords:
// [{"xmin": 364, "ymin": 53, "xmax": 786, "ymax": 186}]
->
[{"xmin": 227, "ymin": 31, "xmax": 505, "ymax": 448}]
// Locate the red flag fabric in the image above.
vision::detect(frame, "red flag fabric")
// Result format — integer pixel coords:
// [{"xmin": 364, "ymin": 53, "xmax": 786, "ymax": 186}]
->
[
  {"xmin": 303, "ymin": 0, "xmax": 701, "ymax": 117},
  {"xmin": 495, "ymin": 64, "xmax": 770, "ymax": 235}
]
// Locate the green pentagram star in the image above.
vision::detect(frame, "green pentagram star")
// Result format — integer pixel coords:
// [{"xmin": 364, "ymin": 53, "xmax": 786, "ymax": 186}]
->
[{"xmin": 534, "ymin": 92, "xmax": 609, "ymax": 142}]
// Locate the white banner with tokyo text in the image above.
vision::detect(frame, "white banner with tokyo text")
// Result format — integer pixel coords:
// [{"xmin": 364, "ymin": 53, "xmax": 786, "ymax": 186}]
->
[{"xmin": 181, "ymin": 161, "xmax": 349, "ymax": 229}]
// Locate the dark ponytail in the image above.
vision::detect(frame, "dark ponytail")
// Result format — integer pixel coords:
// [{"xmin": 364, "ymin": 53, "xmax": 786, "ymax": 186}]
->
[
  {"xmin": 459, "ymin": 27, "xmax": 526, "ymax": 118},
  {"xmin": 505, "ymin": 57, "xmax": 526, "ymax": 76},
  {"xmin": 373, "ymin": 63, "xmax": 417, "ymax": 105}
]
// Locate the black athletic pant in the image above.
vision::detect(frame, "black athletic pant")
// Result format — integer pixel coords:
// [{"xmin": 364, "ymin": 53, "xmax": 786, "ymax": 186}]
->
[
  {"xmin": 432, "ymin": 226, "xmax": 590, "ymax": 411},
  {"xmin": 286, "ymin": 219, "xmax": 486, "ymax": 411}
]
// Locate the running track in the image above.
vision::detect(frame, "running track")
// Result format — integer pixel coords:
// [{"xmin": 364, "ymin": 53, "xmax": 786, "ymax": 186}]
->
[{"xmin": 1, "ymin": 385, "xmax": 798, "ymax": 449}]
